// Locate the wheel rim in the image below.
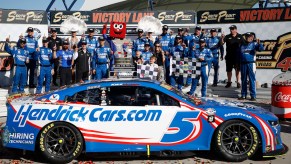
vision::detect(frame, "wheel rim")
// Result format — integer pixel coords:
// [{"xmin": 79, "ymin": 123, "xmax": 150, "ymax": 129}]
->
[
  {"xmin": 221, "ymin": 123, "xmax": 254, "ymax": 156},
  {"xmin": 45, "ymin": 126, "xmax": 78, "ymax": 157}
]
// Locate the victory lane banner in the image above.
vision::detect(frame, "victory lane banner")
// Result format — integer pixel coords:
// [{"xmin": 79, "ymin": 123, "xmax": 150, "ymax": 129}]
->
[
  {"xmin": 170, "ymin": 57, "xmax": 201, "ymax": 78},
  {"xmin": 50, "ymin": 10, "xmax": 195, "ymax": 25},
  {"xmin": 197, "ymin": 7, "xmax": 291, "ymax": 24}
]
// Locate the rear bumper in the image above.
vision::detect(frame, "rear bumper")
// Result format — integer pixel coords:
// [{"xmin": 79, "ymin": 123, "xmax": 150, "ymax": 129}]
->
[{"xmin": 263, "ymin": 143, "xmax": 288, "ymax": 157}]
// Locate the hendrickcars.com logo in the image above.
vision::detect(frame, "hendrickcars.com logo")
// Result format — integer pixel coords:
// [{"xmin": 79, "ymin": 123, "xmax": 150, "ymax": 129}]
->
[{"xmin": 13, "ymin": 105, "xmax": 162, "ymax": 127}]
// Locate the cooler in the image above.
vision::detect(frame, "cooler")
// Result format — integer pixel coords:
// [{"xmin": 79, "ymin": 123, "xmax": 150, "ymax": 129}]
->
[{"xmin": 271, "ymin": 71, "xmax": 291, "ymax": 118}]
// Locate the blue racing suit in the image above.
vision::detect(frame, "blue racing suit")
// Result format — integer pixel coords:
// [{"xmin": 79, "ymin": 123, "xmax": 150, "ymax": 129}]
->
[
  {"xmin": 103, "ymin": 34, "xmax": 117, "ymax": 73},
  {"xmin": 18, "ymin": 36, "xmax": 38, "ymax": 86},
  {"xmin": 169, "ymin": 45, "xmax": 188, "ymax": 90},
  {"xmin": 189, "ymin": 47, "xmax": 213, "ymax": 97},
  {"xmin": 34, "ymin": 47, "xmax": 53, "ymax": 94},
  {"xmin": 141, "ymin": 50, "xmax": 153, "ymax": 63},
  {"xmin": 187, "ymin": 33, "xmax": 204, "ymax": 49},
  {"xmin": 5, "ymin": 43, "xmax": 29, "ymax": 94},
  {"xmin": 206, "ymin": 36, "xmax": 224, "ymax": 85},
  {"xmin": 92, "ymin": 46, "xmax": 111, "ymax": 80},
  {"xmin": 240, "ymin": 42, "xmax": 264, "ymax": 98},
  {"xmin": 132, "ymin": 37, "xmax": 147, "ymax": 57}
]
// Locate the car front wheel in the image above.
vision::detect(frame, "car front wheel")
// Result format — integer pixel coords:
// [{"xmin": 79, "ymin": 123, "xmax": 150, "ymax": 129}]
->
[
  {"xmin": 213, "ymin": 120, "xmax": 260, "ymax": 162},
  {"xmin": 38, "ymin": 122, "xmax": 84, "ymax": 164}
]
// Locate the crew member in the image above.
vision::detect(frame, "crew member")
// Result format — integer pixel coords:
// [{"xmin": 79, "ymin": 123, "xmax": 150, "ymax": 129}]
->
[
  {"xmin": 47, "ymin": 28, "xmax": 63, "ymax": 86},
  {"xmin": 238, "ymin": 33, "xmax": 263, "ymax": 101},
  {"xmin": 5, "ymin": 38, "xmax": 29, "ymax": 94},
  {"xmin": 141, "ymin": 42, "xmax": 153, "ymax": 63},
  {"xmin": 35, "ymin": 38, "xmax": 54, "ymax": 94},
  {"xmin": 92, "ymin": 36, "xmax": 111, "ymax": 80},
  {"xmin": 132, "ymin": 29, "xmax": 147, "ymax": 57},
  {"xmin": 206, "ymin": 28, "xmax": 224, "ymax": 86},
  {"xmin": 188, "ymin": 39, "xmax": 213, "ymax": 97},
  {"xmin": 73, "ymin": 40, "xmax": 91, "ymax": 83},
  {"xmin": 54, "ymin": 40, "xmax": 75, "ymax": 87}
]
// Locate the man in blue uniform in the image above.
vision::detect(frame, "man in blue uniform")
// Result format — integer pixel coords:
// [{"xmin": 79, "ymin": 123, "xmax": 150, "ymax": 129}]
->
[
  {"xmin": 92, "ymin": 36, "xmax": 111, "ymax": 80},
  {"xmin": 5, "ymin": 38, "xmax": 29, "ymax": 94},
  {"xmin": 141, "ymin": 42, "xmax": 153, "ymax": 63},
  {"xmin": 156, "ymin": 25, "xmax": 174, "ymax": 84},
  {"xmin": 188, "ymin": 39, "xmax": 213, "ymax": 97},
  {"xmin": 132, "ymin": 29, "xmax": 148, "ymax": 57},
  {"xmin": 238, "ymin": 33, "xmax": 264, "ymax": 101},
  {"xmin": 206, "ymin": 28, "xmax": 224, "ymax": 86},
  {"xmin": 79, "ymin": 28, "xmax": 99, "ymax": 80},
  {"xmin": 35, "ymin": 38, "xmax": 54, "ymax": 94},
  {"xmin": 19, "ymin": 27, "xmax": 39, "ymax": 88},
  {"xmin": 169, "ymin": 35, "xmax": 188, "ymax": 90},
  {"xmin": 54, "ymin": 40, "xmax": 75, "ymax": 87}
]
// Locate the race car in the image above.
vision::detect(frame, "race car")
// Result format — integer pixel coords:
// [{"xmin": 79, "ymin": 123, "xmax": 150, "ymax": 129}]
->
[{"xmin": 0, "ymin": 79, "xmax": 287, "ymax": 163}]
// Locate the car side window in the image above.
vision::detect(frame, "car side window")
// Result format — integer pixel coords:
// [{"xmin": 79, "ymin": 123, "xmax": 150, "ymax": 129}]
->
[
  {"xmin": 106, "ymin": 86, "xmax": 179, "ymax": 107},
  {"xmin": 66, "ymin": 88, "xmax": 101, "ymax": 105}
]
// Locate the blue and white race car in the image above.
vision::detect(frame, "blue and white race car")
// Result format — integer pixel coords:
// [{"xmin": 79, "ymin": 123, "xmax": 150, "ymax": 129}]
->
[{"xmin": 0, "ymin": 79, "xmax": 287, "ymax": 163}]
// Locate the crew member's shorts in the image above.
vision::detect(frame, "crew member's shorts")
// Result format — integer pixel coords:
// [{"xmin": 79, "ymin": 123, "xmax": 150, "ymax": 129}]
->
[{"xmin": 226, "ymin": 59, "xmax": 240, "ymax": 72}]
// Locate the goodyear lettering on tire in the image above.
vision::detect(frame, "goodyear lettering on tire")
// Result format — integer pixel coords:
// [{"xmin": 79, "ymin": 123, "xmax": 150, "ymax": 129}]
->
[
  {"xmin": 217, "ymin": 130, "xmax": 222, "ymax": 146},
  {"xmin": 247, "ymin": 126, "xmax": 259, "ymax": 157},
  {"xmin": 39, "ymin": 123, "xmax": 54, "ymax": 152},
  {"xmin": 73, "ymin": 142, "xmax": 82, "ymax": 156}
]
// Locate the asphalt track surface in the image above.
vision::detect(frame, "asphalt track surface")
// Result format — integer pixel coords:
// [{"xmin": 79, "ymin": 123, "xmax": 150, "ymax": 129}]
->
[{"xmin": 0, "ymin": 84, "xmax": 290, "ymax": 164}]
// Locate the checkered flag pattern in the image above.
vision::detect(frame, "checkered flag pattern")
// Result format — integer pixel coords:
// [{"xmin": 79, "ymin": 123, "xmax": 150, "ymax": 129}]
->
[
  {"xmin": 170, "ymin": 57, "xmax": 201, "ymax": 78},
  {"xmin": 137, "ymin": 64, "xmax": 158, "ymax": 80}
]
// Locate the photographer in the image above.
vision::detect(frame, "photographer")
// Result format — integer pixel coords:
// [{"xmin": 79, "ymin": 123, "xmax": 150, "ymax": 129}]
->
[{"xmin": 238, "ymin": 32, "xmax": 264, "ymax": 101}]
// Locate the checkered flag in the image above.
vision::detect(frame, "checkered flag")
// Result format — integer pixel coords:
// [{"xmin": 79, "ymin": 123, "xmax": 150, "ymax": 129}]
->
[
  {"xmin": 137, "ymin": 64, "xmax": 159, "ymax": 80},
  {"xmin": 170, "ymin": 57, "xmax": 201, "ymax": 78}
]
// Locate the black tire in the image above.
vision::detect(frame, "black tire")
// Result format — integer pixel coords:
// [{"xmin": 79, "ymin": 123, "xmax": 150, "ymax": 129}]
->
[
  {"xmin": 38, "ymin": 122, "xmax": 84, "ymax": 164},
  {"xmin": 213, "ymin": 120, "xmax": 260, "ymax": 162}
]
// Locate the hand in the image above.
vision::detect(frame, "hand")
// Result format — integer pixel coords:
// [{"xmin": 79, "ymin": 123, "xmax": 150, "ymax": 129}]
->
[
  {"xmin": 51, "ymin": 69, "xmax": 54, "ymax": 75},
  {"xmin": 221, "ymin": 32, "xmax": 225, "ymax": 39},
  {"xmin": 19, "ymin": 33, "xmax": 23, "ymax": 39},
  {"xmin": 93, "ymin": 70, "xmax": 96, "ymax": 74},
  {"xmin": 199, "ymin": 57, "xmax": 204, "ymax": 61},
  {"xmin": 36, "ymin": 47, "xmax": 40, "ymax": 52},
  {"xmin": 256, "ymin": 38, "xmax": 260, "ymax": 44}
]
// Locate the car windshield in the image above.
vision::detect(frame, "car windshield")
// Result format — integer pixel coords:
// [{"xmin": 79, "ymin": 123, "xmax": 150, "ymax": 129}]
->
[{"xmin": 160, "ymin": 82, "xmax": 200, "ymax": 104}]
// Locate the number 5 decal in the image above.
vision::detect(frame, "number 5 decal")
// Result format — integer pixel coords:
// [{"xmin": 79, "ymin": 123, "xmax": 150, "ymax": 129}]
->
[{"xmin": 161, "ymin": 111, "xmax": 201, "ymax": 143}]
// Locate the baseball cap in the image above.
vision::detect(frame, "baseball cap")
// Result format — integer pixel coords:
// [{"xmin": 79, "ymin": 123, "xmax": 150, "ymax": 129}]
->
[
  {"xmin": 144, "ymin": 42, "xmax": 150, "ymax": 46},
  {"xmin": 51, "ymin": 28, "xmax": 57, "ymax": 33},
  {"xmin": 27, "ymin": 27, "xmax": 34, "ymax": 32},
  {"xmin": 229, "ymin": 25, "xmax": 237, "ymax": 29},
  {"xmin": 63, "ymin": 40, "xmax": 69, "ymax": 45},
  {"xmin": 81, "ymin": 39, "xmax": 87, "ymax": 45},
  {"xmin": 88, "ymin": 28, "xmax": 94, "ymax": 33},
  {"xmin": 210, "ymin": 28, "xmax": 217, "ymax": 32},
  {"xmin": 19, "ymin": 38, "xmax": 26, "ymax": 44},
  {"xmin": 162, "ymin": 25, "xmax": 168, "ymax": 30},
  {"xmin": 176, "ymin": 35, "xmax": 182, "ymax": 39},
  {"xmin": 137, "ymin": 29, "xmax": 143, "ymax": 33},
  {"xmin": 178, "ymin": 28, "xmax": 183, "ymax": 31},
  {"xmin": 199, "ymin": 38, "xmax": 206, "ymax": 43},
  {"xmin": 98, "ymin": 36, "xmax": 105, "ymax": 41},
  {"xmin": 42, "ymin": 38, "xmax": 48, "ymax": 43},
  {"xmin": 195, "ymin": 26, "xmax": 201, "ymax": 30}
]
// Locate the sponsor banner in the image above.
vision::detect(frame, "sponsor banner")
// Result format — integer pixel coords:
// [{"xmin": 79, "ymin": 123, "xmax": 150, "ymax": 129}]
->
[
  {"xmin": 0, "ymin": 9, "xmax": 47, "ymax": 24},
  {"xmin": 50, "ymin": 11, "xmax": 92, "ymax": 24},
  {"xmin": 198, "ymin": 7, "xmax": 291, "ymax": 24},
  {"xmin": 0, "ymin": 9, "xmax": 2, "ymax": 23},
  {"xmin": 50, "ymin": 11, "xmax": 195, "ymax": 25}
]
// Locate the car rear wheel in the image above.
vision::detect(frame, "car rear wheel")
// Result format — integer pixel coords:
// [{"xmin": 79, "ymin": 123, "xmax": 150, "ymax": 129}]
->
[
  {"xmin": 38, "ymin": 122, "xmax": 83, "ymax": 164},
  {"xmin": 213, "ymin": 120, "xmax": 260, "ymax": 162}
]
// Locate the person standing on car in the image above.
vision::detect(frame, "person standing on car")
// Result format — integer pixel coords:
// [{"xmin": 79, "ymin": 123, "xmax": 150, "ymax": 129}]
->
[
  {"xmin": 18, "ymin": 27, "xmax": 39, "ymax": 88},
  {"xmin": 221, "ymin": 25, "xmax": 244, "ymax": 88},
  {"xmin": 72, "ymin": 39, "xmax": 91, "ymax": 83},
  {"xmin": 92, "ymin": 36, "xmax": 111, "ymax": 80},
  {"xmin": 35, "ymin": 38, "xmax": 54, "ymax": 94},
  {"xmin": 206, "ymin": 28, "xmax": 224, "ymax": 87},
  {"xmin": 187, "ymin": 39, "xmax": 213, "ymax": 97},
  {"xmin": 238, "ymin": 33, "xmax": 264, "ymax": 101},
  {"xmin": 47, "ymin": 28, "xmax": 63, "ymax": 87},
  {"xmin": 5, "ymin": 37, "xmax": 29, "ymax": 94},
  {"xmin": 53, "ymin": 40, "xmax": 76, "ymax": 87}
]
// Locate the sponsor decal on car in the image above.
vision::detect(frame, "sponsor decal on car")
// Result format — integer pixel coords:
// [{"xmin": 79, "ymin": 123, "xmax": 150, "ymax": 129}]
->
[
  {"xmin": 49, "ymin": 94, "xmax": 60, "ymax": 103},
  {"xmin": 224, "ymin": 113, "xmax": 252, "ymax": 119}
]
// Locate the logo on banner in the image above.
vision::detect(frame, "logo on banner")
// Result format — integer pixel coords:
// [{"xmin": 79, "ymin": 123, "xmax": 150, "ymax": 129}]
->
[
  {"xmin": 158, "ymin": 11, "xmax": 193, "ymax": 23},
  {"xmin": 6, "ymin": 11, "xmax": 44, "ymax": 23},
  {"xmin": 53, "ymin": 12, "xmax": 91, "ymax": 23},
  {"xmin": 199, "ymin": 11, "xmax": 236, "ymax": 23},
  {"xmin": 257, "ymin": 32, "xmax": 291, "ymax": 71}
]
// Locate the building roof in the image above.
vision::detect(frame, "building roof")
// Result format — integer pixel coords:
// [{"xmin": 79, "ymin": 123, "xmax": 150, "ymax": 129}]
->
[{"xmin": 92, "ymin": 0, "xmax": 259, "ymax": 11}]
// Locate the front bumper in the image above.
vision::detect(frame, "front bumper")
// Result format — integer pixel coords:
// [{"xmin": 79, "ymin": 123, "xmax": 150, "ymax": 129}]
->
[{"xmin": 263, "ymin": 143, "xmax": 289, "ymax": 157}]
